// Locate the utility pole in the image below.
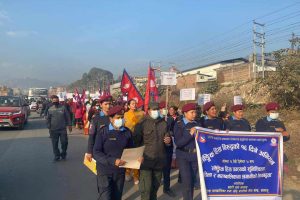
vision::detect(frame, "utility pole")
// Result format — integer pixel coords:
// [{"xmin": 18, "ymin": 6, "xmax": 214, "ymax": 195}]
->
[
  {"xmin": 289, "ymin": 32, "xmax": 300, "ymax": 52},
  {"xmin": 253, "ymin": 20, "xmax": 265, "ymax": 78}
]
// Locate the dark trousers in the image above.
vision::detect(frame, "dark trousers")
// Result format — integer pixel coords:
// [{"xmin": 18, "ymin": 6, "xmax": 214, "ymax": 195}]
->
[
  {"xmin": 139, "ymin": 169, "xmax": 162, "ymax": 200},
  {"xmin": 163, "ymin": 148, "xmax": 173, "ymax": 191},
  {"xmin": 177, "ymin": 157, "xmax": 198, "ymax": 200},
  {"xmin": 50, "ymin": 129, "xmax": 68, "ymax": 158},
  {"xmin": 97, "ymin": 172, "xmax": 125, "ymax": 200}
]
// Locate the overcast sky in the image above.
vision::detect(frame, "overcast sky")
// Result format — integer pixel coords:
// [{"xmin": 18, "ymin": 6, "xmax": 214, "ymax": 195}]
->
[{"xmin": 0, "ymin": 0, "xmax": 298, "ymax": 84}]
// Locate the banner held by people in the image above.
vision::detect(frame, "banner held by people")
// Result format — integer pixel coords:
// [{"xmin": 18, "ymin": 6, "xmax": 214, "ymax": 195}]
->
[{"xmin": 195, "ymin": 127, "xmax": 283, "ymax": 200}]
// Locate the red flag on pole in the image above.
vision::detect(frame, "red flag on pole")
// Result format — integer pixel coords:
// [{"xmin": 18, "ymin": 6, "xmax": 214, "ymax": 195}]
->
[
  {"xmin": 121, "ymin": 69, "xmax": 144, "ymax": 108},
  {"xmin": 144, "ymin": 66, "xmax": 159, "ymax": 112}
]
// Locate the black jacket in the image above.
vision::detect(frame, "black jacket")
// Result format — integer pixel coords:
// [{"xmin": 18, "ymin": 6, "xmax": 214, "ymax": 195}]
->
[{"xmin": 133, "ymin": 115, "xmax": 170, "ymax": 170}]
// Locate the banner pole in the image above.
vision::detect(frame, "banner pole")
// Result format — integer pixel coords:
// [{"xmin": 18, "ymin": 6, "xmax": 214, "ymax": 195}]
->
[{"xmin": 195, "ymin": 131, "xmax": 208, "ymax": 200}]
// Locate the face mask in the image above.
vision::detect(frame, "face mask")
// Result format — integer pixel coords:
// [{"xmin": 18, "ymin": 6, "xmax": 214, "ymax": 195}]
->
[
  {"xmin": 114, "ymin": 118, "xmax": 124, "ymax": 129},
  {"xmin": 53, "ymin": 102, "xmax": 59, "ymax": 106},
  {"xmin": 161, "ymin": 109, "xmax": 168, "ymax": 116},
  {"xmin": 269, "ymin": 113, "xmax": 279, "ymax": 120},
  {"xmin": 95, "ymin": 106, "xmax": 100, "ymax": 110},
  {"xmin": 150, "ymin": 110, "xmax": 159, "ymax": 119}
]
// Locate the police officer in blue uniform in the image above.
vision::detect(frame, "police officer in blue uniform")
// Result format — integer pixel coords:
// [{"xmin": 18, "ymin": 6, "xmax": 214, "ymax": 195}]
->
[
  {"xmin": 226, "ymin": 104, "xmax": 251, "ymax": 131},
  {"xmin": 174, "ymin": 103, "xmax": 201, "ymax": 200},
  {"xmin": 93, "ymin": 105, "xmax": 136, "ymax": 200},
  {"xmin": 256, "ymin": 102, "xmax": 290, "ymax": 141},
  {"xmin": 200, "ymin": 101, "xmax": 226, "ymax": 130},
  {"xmin": 86, "ymin": 95, "xmax": 112, "ymax": 162}
]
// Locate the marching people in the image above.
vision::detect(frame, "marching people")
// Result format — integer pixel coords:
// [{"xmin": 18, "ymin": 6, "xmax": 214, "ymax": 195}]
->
[
  {"xmin": 86, "ymin": 95, "xmax": 112, "ymax": 162},
  {"xmin": 75, "ymin": 101, "xmax": 84, "ymax": 129},
  {"xmin": 133, "ymin": 102, "xmax": 172, "ymax": 200},
  {"xmin": 173, "ymin": 103, "xmax": 201, "ymax": 200},
  {"xmin": 226, "ymin": 104, "xmax": 251, "ymax": 131},
  {"xmin": 46, "ymin": 95, "xmax": 72, "ymax": 161},
  {"xmin": 159, "ymin": 101, "xmax": 176, "ymax": 197},
  {"xmin": 124, "ymin": 99, "xmax": 144, "ymax": 184},
  {"xmin": 200, "ymin": 101, "xmax": 226, "ymax": 130},
  {"xmin": 255, "ymin": 102, "xmax": 290, "ymax": 143},
  {"xmin": 93, "ymin": 105, "xmax": 139, "ymax": 200}
]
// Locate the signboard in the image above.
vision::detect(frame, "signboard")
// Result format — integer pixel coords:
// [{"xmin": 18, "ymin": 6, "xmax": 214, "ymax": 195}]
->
[
  {"xmin": 195, "ymin": 128, "xmax": 283, "ymax": 200},
  {"xmin": 198, "ymin": 94, "xmax": 211, "ymax": 105},
  {"xmin": 160, "ymin": 72, "xmax": 177, "ymax": 86},
  {"xmin": 234, "ymin": 96, "xmax": 243, "ymax": 105},
  {"xmin": 180, "ymin": 88, "xmax": 196, "ymax": 101}
]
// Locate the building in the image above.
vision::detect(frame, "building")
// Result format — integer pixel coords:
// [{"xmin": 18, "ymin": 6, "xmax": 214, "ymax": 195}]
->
[
  {"xmin": 176, "ymin": 58, "xmax": 249, "ymax": 89},
  {"xmin": 0, "ymin": 86, "xmax": 13, "ymax": 96}
]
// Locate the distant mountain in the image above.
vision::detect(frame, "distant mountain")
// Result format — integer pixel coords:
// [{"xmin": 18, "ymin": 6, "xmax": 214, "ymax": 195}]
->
[
  {"xmin": 67, "ymin": 67, "xmax": 113, "ymax": 92},
  {"xmin": 0, "ymin": 77, "xmax": 62, "ymax": 89}
]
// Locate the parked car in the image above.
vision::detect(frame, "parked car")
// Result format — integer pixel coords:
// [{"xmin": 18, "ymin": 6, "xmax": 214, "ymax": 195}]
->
[{"xmin": 0, "ymin": 96, "xmax": 30, "ymax": 130}]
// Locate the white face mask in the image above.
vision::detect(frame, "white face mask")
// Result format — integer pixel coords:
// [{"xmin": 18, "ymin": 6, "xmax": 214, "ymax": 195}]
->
[
  {"xmin": 269, "ymin": 112, "xmax": 279, "ymax": 120},
  {"xmin": 150, "ymin": 110, "xmax": 159, "ymax": 119},
  {"xmin": 161, "ymin": 109, "xmax": 168, "ymax": 116},
  {"xmin": 113, "ymin": 119, "xmax": 124, "ymax": 129}
]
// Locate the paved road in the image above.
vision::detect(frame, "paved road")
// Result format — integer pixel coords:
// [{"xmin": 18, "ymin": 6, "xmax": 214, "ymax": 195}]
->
[
  {"xmin": 1, "ymin": 113, "xmax": 299, "ymax": 200},
  {"xmin": 0, "ymin": 113, "xmax": 201, "ymax": 200}
]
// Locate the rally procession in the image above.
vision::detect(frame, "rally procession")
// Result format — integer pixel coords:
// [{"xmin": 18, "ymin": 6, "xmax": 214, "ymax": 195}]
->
[{"xmin": 0, "ymin": 1, "xmax": 300, "ymax": 200}]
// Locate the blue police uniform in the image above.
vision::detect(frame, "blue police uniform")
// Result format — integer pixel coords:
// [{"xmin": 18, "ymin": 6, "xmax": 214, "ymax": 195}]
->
[
  {"xmin": 256, "ymin": 116, "xmax": 289, "ymax": 141},
  {"xmin": 200, "ymin": 116, "xmax": 226, "ymax": 130},
  {"xmin": 87, "ymin": 111, "xmax": 110, "ymax": 155},
  {"xmin": 226, "ymin": 116, "xmax": 251, "ymax": 131},
  {"xmin": 174, "ymin": 117, "xmax": 200, "ymax": 200},
  {"xmin": 93, "ymin": 124, "xmax": 133, "ymax": 200}
]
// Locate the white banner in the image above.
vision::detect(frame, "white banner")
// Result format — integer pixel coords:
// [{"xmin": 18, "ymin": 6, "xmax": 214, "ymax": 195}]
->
[
  {"xmin": 180, "ymin": 88, "xmax": 195, "ymax": 101},
  {"xmin": 160, "ymin": 72, "xmax": 177, "ymax": 86}
]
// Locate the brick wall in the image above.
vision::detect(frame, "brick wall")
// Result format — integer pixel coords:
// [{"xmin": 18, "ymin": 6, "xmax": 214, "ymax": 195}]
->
[{"xmin": 216, "ymin": 63, "xmax": 254, "ymax": 84}]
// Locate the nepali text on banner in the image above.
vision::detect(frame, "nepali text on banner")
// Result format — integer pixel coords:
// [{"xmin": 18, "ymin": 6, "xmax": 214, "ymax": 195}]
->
[{"xmin": 195, "ymin": 127, "xmax": 283, "ymax": 200}]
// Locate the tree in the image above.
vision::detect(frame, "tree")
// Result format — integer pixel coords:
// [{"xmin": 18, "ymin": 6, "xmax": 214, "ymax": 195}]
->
[{"xmin": 260, "ymin": 49, "xmax": 300, "ymax": 108}]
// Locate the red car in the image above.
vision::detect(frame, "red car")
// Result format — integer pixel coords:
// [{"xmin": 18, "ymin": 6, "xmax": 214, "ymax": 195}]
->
[{"xmin": 0, "ymin": 96, "xmax": 30, "ymax": 130}]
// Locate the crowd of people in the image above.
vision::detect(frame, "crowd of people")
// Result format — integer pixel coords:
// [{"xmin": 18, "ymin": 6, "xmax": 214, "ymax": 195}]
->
[{"xmin": 44, "ymin": 94, "xmax": 290, "ymax": 200}]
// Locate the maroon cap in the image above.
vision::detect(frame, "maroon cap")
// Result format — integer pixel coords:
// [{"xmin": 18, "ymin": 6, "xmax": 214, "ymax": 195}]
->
[
  {"xmin": 182, "ymin": 103, "xmax": 197, "ymax": 113},
  {"xmin": 159, "ymin": 101, "xmax": 166, "ymax": 109},
  {"xmin": 108, "ymin": 105, "xmax": 124, "ymax": 116},
  {"xmin": 265, "ymin": 102, "xmax": 280, "ymax": 111},
  {"xmin": 99, "ymin": 94, "xmax": 112, "ymax": 103},
  {"xmin": 203, "ymin": 101, "xmax": 215, "ymax": 114},
  {"xmin": 231, "ymin": 104, "xmax": 245, "ymax": 112}
]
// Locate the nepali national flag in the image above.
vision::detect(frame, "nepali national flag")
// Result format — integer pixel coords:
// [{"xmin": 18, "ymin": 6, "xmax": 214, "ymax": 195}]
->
[
  {"xmin": 121, "ymin": 69, "xmax": 144, "ymax": 108},
  {"xmin": 144, "ymin": 66, "xmax": 159, "ymax": 112}
]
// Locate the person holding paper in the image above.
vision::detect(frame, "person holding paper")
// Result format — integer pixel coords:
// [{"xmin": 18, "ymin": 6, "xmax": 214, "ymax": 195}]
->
[
  {"xmin": 173, "ymin": 103, "xmax": 201, "ymax": 200},
  {"xmin": 226, "ymin": 104, "xmax": 251, "ymax": 131},
  {"xmin": 93, "ymin": 105, "xmax": 135, "ymax": 200},
  {"xmin": 133, "ymin": 102, "xmax": 172, "ymax": 200}
]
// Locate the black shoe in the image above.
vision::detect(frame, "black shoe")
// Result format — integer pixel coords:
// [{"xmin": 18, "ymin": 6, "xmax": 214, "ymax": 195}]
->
[
  {"xmin": 53, "ymin": 156, "xmax": 60, "ymax": 162},
  {"xmin": 163, "ymin": 189, "xmax": 176, "ymax": 197},
  {"xmin": 61, "ymin": 154, "xmax": 67, "ymax": 160}
]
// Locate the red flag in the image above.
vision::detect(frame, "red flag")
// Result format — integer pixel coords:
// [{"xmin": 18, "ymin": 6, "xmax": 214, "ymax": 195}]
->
[
  {"xmin": 144, "ymin": 66, "xmax": 159, "ymax": 112},
  {"xmin": 121, "ymin": 69, "xmax": 144, "ymax": 108}
]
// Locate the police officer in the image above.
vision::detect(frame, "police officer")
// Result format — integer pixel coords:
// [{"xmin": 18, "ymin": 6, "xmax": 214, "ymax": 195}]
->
[
  {"xmin": 159, "ymin": 101, "xmax": 176, "ymax": 197},
  {"xmin": 86, "ymin": 95, "xmax": 112, "ymax": 162},
  {"xmin": 47, "ymin": 95, "xmax": 72, "ymax": 161},
  {"xmin": 93, "ymin": 105, "xmax": 136, "ymax": 200},
  {"xmin": 174, "ymin": 103, "xmax": 201, "ymax": 200},
  {"xmin": 133, "ymin": 102, "xmax": 172, "ymax": 200},
  {"xmin": 226, "ymin": 104, "xmax": 251, "ymax": 131},
  {"xmin": 255, "ymin": 102, "xmax": 290, "ymax": 141},
  {"xmin": 200, "ymin": 101, "xmax": 226, "ymax": 130}
]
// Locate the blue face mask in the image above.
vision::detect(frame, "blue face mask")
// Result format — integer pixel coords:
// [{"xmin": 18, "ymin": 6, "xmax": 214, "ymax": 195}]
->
[{"xmin": 114, "ymin": 118, "xmax": 124, "ymax": 129}]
